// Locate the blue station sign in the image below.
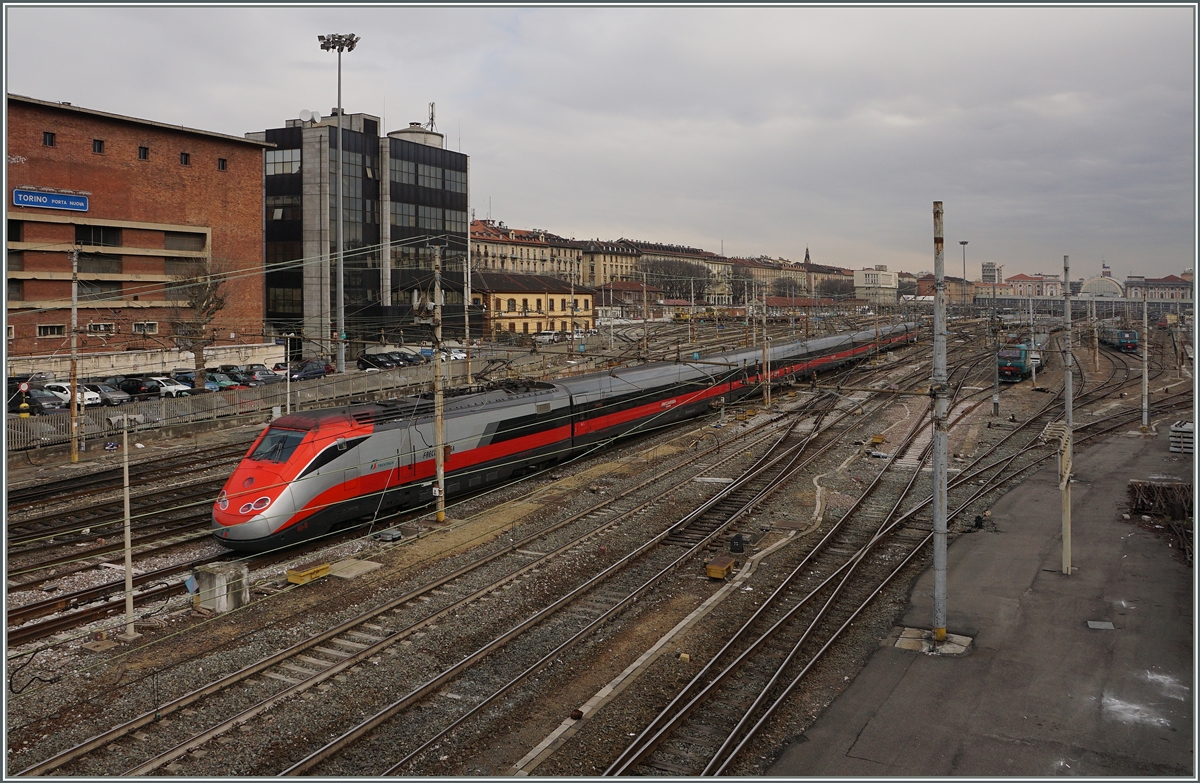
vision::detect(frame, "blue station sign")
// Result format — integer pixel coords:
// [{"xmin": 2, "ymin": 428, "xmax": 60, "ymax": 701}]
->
[{"xmin": 12, "ymin": 189, "xmax": 88, "ymax": 212}]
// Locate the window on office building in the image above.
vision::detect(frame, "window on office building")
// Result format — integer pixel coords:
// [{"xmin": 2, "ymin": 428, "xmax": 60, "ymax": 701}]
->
[
  {"xmin": 37, "ymin": 324, "xmax": 65, "ymax": 338},
  {"xmin": 267, "ymin": 287, "xmax": 303, "ymax": 315},
  {"xmin": 390, "ymin": 158, "xmax": 415, "ymax": 185},
  {"xmin": 445, "ymin": 210, "xmax": 468, "ymax": 234},
  {"xmin": 138, "ymin": 146, "xmax": 149, "ymax": 160},
  {"xmin": 264, "ymin": 148, "xmax": 301, "ymax": 175},
  {"xmin": 444, "ymin": 169, "xmax": 467, "ymax": 194},
  {"xmin": 217, "ymin": 158, "xmax": 227, "ymax": 171},
  {"xmin": 79, "ymin": 280, "xmax": 123, "ymax": 301},
  {"xmin": 132, "ymin": 322, "xmax": 158, "ymax": 334},
  {"xmin": 75, "ymin": 224, "xmax": 121, "ymax": 247},
  {"xmin": 43, "ymin": 132, "xmax": 55, "ymax": 147},
  {"xmin": 267, "ymin": 196, "xmax": 302, "ymax": 222},
  {"xmin": 92, "ymin": 139, "xmax": 105, "ymax": 154},
  {"xmin": 180, "ymin": 152, "xmax": 191, "ymax": 166},
  {"xmin": 417, "ymin": 164, "xmax": 442, "ymax": 189},
  {"xmin": 418, "ymin": 206, "xmax": 442, "ymax": 230},
  {"xmin": 164, "ymin": 231, "xmax": 206, "ymax": 251},
  {"xmin": 389, "ymin": 201, "xmax": 416, "ymax": 228},
  {"xmin": 8, "ymin": 280, "xmax": 23, "ymax": 301}
]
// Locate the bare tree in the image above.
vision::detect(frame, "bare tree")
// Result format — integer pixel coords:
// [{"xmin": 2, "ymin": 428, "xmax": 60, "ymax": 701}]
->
[
  {"xmin": 730, "ymin": 266, "xmax": 759, "ymax": 305},
  {"xmin": 818, "ymin": 277, "xmax": 855, "ymax": 298},
  {"xmin": 638, "ymin": 259, "xmax": 714, "ymax": 301},
  {"xmin": 167, "ymin": 258, "xmax": 227, "ymax": 389}
]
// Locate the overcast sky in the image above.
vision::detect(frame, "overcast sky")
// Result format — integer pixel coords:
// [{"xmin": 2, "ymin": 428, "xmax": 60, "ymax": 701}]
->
[{"xmin": 5, "ymin": 5, "xmax": 1195, "ymax": 281}]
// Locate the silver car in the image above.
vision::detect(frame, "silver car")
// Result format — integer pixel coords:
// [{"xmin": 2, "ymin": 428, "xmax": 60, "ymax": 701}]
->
[{"xmin": 83, "ymin": 383, "xmax": 131, "ymax": 406}]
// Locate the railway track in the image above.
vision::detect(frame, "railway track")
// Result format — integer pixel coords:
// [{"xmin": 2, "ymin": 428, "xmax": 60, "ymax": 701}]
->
[
  {"xmin": 603, "ymin": 356, "xmax": 1192, "ymax": 776},
  {"xmin": 14, "ymin": 343, "xmax": 931, "ymax": 777},
  {"xmin": 6, "ymin": 441, "xmax": 252, "ymax": 510},
  {"xmin": 25, "ymin": 330, "xmax": 1176, "ymax": 775}
]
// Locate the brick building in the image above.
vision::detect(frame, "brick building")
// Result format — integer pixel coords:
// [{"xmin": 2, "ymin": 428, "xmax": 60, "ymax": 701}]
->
[{"xmin": 6, "ymin": 94, "xmax": 270, "ymax": 357}]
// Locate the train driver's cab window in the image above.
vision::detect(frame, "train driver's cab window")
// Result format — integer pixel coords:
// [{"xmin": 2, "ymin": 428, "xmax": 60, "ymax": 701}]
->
[{"xmin": 250, "ymin": 428, "xmax": 308, "ymax": 463}]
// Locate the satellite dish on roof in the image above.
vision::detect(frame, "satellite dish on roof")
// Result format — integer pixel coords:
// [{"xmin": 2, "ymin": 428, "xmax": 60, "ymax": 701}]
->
[
  {"xmin": 311, "ymin": 111, "xmax": 321, "ymax": 123},
  {"xmin": 299, "ymin": 109, "xmax": 313, "ymax": 122}
]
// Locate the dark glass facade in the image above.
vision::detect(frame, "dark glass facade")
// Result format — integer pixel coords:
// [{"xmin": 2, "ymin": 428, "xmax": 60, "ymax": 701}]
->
[{"xmin": 261, "ymin": 117, "xmax": 472, "ymax": 351}]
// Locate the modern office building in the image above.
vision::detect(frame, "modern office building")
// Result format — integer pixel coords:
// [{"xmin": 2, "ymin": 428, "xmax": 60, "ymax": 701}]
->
[
  {"xmin": 248, "ymin": 112, "xmax": 475, "ymax": 357},
  {"xmin": 6, "ymin": 94, "xmax": 270, "ymax": 357}
]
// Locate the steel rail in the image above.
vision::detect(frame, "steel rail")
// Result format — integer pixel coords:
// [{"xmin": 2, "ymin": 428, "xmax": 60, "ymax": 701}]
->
[
  {"xmin": 306, "ymin": 358, "xmax": 958, "ymax": 776},
  {"xmin": 14, "ymin": 398, "xmax": 813, "ymax": 777}
]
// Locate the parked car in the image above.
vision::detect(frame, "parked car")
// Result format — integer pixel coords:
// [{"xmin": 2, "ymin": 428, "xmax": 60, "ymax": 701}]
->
[
  {"xmin": 7, "ymin": 387, "xmax": 68, "ymax": 415},
  {"xmin": 203, "ymin": 371, "xmax": 247, "ymax": 390},
  {"xmin": 243, "ymin": 363, "xmax": 270, "ymax": 374},
  {"xmin": 357, "ymin": 352, "xmax": 400, "ymax": 370},
  {"xmin": 383, "ymin": 351, "xmax": 420, "ymax": 367},
  {"xmin": 172, "ymin": 371, "xmax": 221, "ymax": 393},
  {"xmin": 273, "ymin": 361, "xmax": 292, "ymax": 372},
  {"xmin": 118, "ymin": 376, "xmax": 189, "ymax": 400},
  {"xmin": 247, "ymin": 369, "xmax": 285, "ymax": 385},
  {"xmin": 42, "ymin": 382, "xmax": 102, "ymax": 407},
  {"xmin": 82, "ymin": 383, "xmax": 131, "ymax": 406},
  {"xmin": 288, "ymin": 360, "xmax": 328, "ymax": 382}
]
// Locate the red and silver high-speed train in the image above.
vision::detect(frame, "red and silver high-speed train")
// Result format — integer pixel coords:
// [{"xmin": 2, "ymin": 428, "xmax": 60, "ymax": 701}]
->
[{"xmin": 212, "ymin": 324, "xmax": 914, "ymax": 552}]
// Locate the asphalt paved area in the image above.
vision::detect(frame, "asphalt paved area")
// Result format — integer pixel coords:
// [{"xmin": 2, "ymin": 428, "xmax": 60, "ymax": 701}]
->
[{"xmin": 768, "ymin": 427, "xmax": 1193, "ymax": 777}]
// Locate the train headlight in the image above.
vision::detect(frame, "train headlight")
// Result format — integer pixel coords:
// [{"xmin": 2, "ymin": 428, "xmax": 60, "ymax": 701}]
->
[
  {"xmin": 217, "ymin": 490, "xmax": 228, "ymax": 511},
  {"xmin": 239, "ymin": 502, "xmax": 254, "ymax": 514},
  {"xmin": 251, "ymin": 496, "xmax": 272, "ymax": 511}
]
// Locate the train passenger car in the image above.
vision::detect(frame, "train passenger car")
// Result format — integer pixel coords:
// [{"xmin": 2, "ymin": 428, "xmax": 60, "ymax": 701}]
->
[
  {"xmin": 997, "ymin": 345, "xmax": 1032, "ymax": 382},
  {"xmin": 1099, "ymin": 327, "xmax": 1139, "ymax": 353},
  {"xmin": 212, "ymin": 323, "xmax": 916, "ymax": 552}
]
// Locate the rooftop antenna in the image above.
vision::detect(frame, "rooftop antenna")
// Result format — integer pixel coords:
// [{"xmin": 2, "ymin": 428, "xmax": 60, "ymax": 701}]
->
[{"xmin": 426, "ymin": 102, "xmax": 437, "ymax": 133}]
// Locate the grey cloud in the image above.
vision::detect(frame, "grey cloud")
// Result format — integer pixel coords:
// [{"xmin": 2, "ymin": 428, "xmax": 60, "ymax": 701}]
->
[{"xmin": 6, "ymin": 5, "xmax": 1193, "ymax": 279}]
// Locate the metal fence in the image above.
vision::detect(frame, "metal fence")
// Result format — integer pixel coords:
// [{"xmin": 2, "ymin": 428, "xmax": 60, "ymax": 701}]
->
[{"xmin": 5, "ymin": 351, "xmax": 605, "ymax": 453}]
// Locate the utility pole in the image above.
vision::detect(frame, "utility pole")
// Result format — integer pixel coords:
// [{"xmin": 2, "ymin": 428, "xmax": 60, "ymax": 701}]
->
[
  {"xmin": 432, "ymin": 240, "xmax": 447, "ymax": 524},
  {"xmin": 932, "ymin": 202, "xmax": 950, "ymax": 643},
  {"xmin": 69, "ymin": 243, "xmax": 80, "ymax": 463},
  {"xmin": 959, "ymin": 240, "xmax": 968, "ymax": 311},
  {"xmin": 1029, "ymin": 296, "xmax": 1037, "ymax": 386},
  {"xmin": 1091, "ymin": 297, "xmax": 1099, "ymax": 373},
  {"xmin": 1061, "ymin": 254, "xmax": 1074, "ymax": 576},
  {"xmin": 642, "ymin": 272, "xmax": 649, "ymax": 358},
  {"xmin": 116, "ymin": 414, "xmax": 142, "ymax": 642},
  {"xmin": 690, "ymin": 277, "xmax": 696, "ymax": 344},
  {"xmin": 762, "ymin": 283, "xmax": 770, "ymax": 407},
  {"xmin": 1142, "ymin": 286, "xmax": 1150, "ymax": 429},
  {"xmin": 464, "ymin": 228, "xmax": 473, "ymax": 384},
  {"xmin": 992, "ymin": 263, "xmax": 999, "ymax": 416}
]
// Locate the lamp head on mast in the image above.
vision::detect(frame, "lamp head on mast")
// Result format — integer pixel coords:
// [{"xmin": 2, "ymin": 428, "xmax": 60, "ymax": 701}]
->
[{"xmin": 318, "ymin": 33, "xmax": 359, "ymax": 52}]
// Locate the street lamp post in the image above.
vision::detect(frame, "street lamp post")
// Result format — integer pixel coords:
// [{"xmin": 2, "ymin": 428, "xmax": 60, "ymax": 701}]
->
[
  {"xmin": 319, "ymin": 33, "xmax": 360, "ymax": 374},
  {"xmin": 959, "ymin": 240, "xmax": 968, "ymax": 312}
]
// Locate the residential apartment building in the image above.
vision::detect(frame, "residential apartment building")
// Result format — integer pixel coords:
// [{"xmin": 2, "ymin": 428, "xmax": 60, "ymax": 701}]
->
[
  {"xmin": 247, "ymin": 113, "xmax": 471, "ymax": 356},
  {"xmin": 917, "ymin": 274, "xmax": 977, "ymax": 303},
  {"xmin": 471, "ymin": 272, "xmax": 594, "ymax": 339},
  {"xmin": 1004, "ymin": 273, "xmax": 1061, "ymax": 298},
  {"xmin": 470, "ymin": 219, "xmax": 583, "ymax": 283},
  {"xmin": 1124, "ymin": 274, "xmax": 1192, "ymax": 301},
  {"xmin": 853, "ymin": 265, "xmax": 899, "ymax": 307},
  {"xmin": 622, "ymin": 239, "xmax": 733, "ymax": 306},
  {"xmin": 578, "ymin": 239, "xmax": 640, "ymax": 288},
  {"xmin": 6, "ymin": 94, "xmax": 269, "ymax": 357}
]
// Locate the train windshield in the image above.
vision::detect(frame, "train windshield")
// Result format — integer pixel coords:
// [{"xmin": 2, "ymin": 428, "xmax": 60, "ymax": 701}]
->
[
  {"xmin": 249, "ymin": 427, "xmax": 307, "ymax": 463},
  {"xmin": 998, "ymin": 349, "xmax": 1022, "ymax": 359},
  {"xmin": 1119, "ymin": 331, "xmax": 1137, "ymax": 340}
]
